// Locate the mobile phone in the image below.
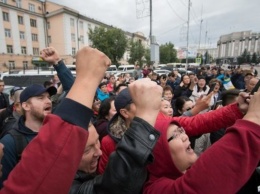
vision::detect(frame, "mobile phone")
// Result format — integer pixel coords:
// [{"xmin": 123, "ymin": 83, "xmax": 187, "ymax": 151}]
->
[
  {"xmin": 212, "ymin": 100, "xmax": 223, "ymax": 110},
  {"xmin": 250, "ymin": 80, "xmax": 260, "ymax": 95},
  {"xmin": 207, "ymin": 83, "xmax": 216, "ymax": 95}
]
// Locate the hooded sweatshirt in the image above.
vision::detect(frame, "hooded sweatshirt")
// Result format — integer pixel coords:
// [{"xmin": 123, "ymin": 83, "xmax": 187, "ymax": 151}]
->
[{"xmin": 143, "ymin": 107, "xmax": 260, "ymax": 193}]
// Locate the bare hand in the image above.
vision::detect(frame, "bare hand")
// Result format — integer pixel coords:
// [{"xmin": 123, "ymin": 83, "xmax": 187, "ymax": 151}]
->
[
  {"xmin": 237, "ymin": 92, "xmax": 250, "ymax": 114},
  {"xmin": 192, "ymin": 92, "xmax": 213, "ymax": 114},
  {"xmin": 243, "ymin": 89, "xmax": 260, "ymax": 125},
  {"xmin": 40, "ymin": 47, "xmax": 61, "ymax": 65},
  {"xmin": 129, "ymin": 78, "xmax": 162, "ymax": 126},
  {"xmin": 75, "ymin": 47, "xmax": 111, "ymax": 84},
  {"xmin": 180, "ymin": 82, "xmax": 184, "ymax": 87}
]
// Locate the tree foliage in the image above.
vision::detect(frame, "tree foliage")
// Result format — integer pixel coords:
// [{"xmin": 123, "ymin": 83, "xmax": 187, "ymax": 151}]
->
[
  {"xmin": 128, "ymin": 41, "xmax": 145, "ymax": 66},
  {"xmin": 144, "ymin": 48, "xmax": 151, "ymax": 65},
  {"xmin": 251, "ymin": 52, "xmax": 258, "ymax": 64},
  {"xmin": 159, "ymin": 42, "xmax": 177, "ymax": 64},
  {"xmin": 238, "ymin": 49, "xmax": 251, "ymax": 64},
  {"xmin": 89, "ymin": 27, "xmax": 127, "ymax": 64}
]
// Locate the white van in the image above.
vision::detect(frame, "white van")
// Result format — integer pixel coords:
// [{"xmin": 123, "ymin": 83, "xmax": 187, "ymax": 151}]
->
[
  {"xmin": 117, "ymin": 65, "xmax": 135, "ymax": 72},
  {"xmin": 106, "ymin": 65, "xmax": 118, "ymax": 74}
]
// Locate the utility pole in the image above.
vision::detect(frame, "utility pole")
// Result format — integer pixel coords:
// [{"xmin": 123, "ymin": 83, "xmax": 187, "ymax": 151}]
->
[
  {"xmin": 186, "ymin": 0, "xmax": 191, "ymax": 70},
  {"xmin": 198, "ymin": 5, "xmax": 203, "ymax": 50},
  {"xmin": 150, "ymin": 0, "xmax": 152, "ymax": 41},
  {"xmin": 198, "ymin": 19, "xmax": 203, "ymax": 49}
]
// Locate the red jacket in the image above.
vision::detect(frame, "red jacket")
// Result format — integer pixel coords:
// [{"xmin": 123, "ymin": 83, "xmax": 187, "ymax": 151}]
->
[
  {"xmin": 143, "ymin": 103, "xmax": 260, "ymax": 194},
  {"xmin": 98, "ymin": 135, "xmax": 116, "ymax": 174},
  {"xmin": 0, "ymin": 99, "xmax": 92, "ymax": 194},
  {"xmin": 98, "ymin": 103, "xmax": 243, "ymax": 176}
]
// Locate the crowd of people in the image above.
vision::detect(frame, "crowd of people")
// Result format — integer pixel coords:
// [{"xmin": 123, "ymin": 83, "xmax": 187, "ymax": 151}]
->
[{"xmin": 0, "ymin": 46, "xmax": 259, "ymax": 193}]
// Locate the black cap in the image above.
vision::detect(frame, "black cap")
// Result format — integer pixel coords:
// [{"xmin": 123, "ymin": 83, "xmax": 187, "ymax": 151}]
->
[
  {"xmin": 20, "ymin": 84, "xmax": 57, "ymax": 103},
  {"xmin": 114, "ymin": 88, "xmax": 132, "ymax": 113}
]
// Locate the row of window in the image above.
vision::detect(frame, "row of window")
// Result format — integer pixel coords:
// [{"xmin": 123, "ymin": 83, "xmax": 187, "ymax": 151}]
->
[
  {"xmin": 6, "ymin": 45, "xmax": 76, "ymax": 57},
  {"xmin": 5, "ymin": 46, "xmax": 77, "ymax": 56},
  {"xmin": 6, "ymin": 61, "xmax": 29, "ymax": 70},
  {"xmin": 6, "ymin": 45, "xmax": 39, "ymax": 55},
  {"xmin": 71, "ymin": 34, "xmax": 84, "ymax": 43},
  {"xmin": 70, "ymin": 18, "xmax": 92, "ymax": 30},
  {"xmin": 1, "ymin": 0, "xmax": 36, "ymax": 12},
  {"xmin": 4, "ymin": 29, "xmax": 40, "ymax": 41},
  {"xmin": 2, "ymin": 12, "xmax": 37, "ymax": 27}
]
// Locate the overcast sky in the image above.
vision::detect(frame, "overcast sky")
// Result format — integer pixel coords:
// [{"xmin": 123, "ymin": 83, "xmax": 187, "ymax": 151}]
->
[{"xmin": 49, "ymin": 0, "xmax": 260, "ymax": 49}]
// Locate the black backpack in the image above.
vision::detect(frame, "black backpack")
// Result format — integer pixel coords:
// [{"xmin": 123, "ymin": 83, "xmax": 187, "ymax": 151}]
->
[
  {"xmin": 0, "ymin": 119, "xmax": 29, "ymax": 162},
  {"xmin": 6, "ymin": 129, "xmax": 28, "ymax": 161}
]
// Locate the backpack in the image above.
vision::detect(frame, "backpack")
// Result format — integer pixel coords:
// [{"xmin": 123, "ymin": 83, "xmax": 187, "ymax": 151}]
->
[
  {"xmin": 7, "ymin": 129, "xmax": 28, "ymax": 161},
  {"xmin": 0, "ymin": 123, "xmax": 28, "ymax": 162}
]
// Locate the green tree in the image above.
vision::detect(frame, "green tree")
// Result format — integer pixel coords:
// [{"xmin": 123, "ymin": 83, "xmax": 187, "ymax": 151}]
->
[
  {"xmin": 89, "ymin": 27, "xmax": 127, "ymax": 64},
  {"xmin": 144, "ymin": 48, "xmax": 151, "ymax": 65},
  {"xmin": 128, "ymin": 41, "xmax": 145, "ymax": 66},
  {"xmin": 251, "ymin": 52, "xmax": 258, "ymax": 64},
  {"xmin": 239, "ymin": 49, "xmax": 250, "ymax": 64},
  {"xmin": 159, "ymin": 42, "xmax": 177, "ymax": 64}
]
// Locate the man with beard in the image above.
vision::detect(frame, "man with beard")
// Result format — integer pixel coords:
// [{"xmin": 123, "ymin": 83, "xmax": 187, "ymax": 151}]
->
[{"xmin": 0, "ymin": 84, "xmax": 57, "ymax": 187}]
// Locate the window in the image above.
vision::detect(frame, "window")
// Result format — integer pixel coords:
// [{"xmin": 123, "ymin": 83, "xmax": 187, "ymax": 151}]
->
[
  {"xmin": 33, "ymin": 48, "xmax": 39, "ymax": 55},
  {"xmin": 47, "ymin": 36, "xmax": 51, "ymax": 44},
  {"xmin": 29, "ymin": 3, "xmax": 35, "ymax": 12},
  {"xmin": 79, "ymin": 21, "xmax": 83, "ymax": 29},
  {"xmin": 21, "ymin": 46, "xmax": 27, "ymax": 54},
  {"xmin": 80, "ymin": 35, "xmax": 84, "ymax": 44},
  {"xmin": 18, "ymin": 16, "xmax": 24, "ymax": 24},
  {"xmin": 47, "ymin": 22, "xmax": 50, "ymax": 29},
  {"xmin": 9, "ymin": 61, "xmax": 15, "ymax": 69},
  {"xmin": 70, "ymin": 18, "xmax": 74, "ymax": 27},
  {"xmin": 7, "ymin": 45, "xmax": 13, "ymax": 54},
  {"xmin": 72, "ymin": 48, "xmax": 76, "ymax": 55},
  {"xmin": 0, "ymin": 0, "xmax": 7, "ymax": 3},
  {"xmin": 88, "ymin": 24, "xmax": 91, "ymax": 31},
  {"xmin": 20, "ymin": 31, "xmax": 25, "ymax": 40},
  {"xmin": 23, "ymin": 61, "xmax": 28, "ymax": 69},
  {"xmin": 2, "ymin": 12, "xmax": 9, "ymax": 21},
  {"xmin": 16, "ymin": 0, "xmax": 22, "ymax": 8},
  {"xmin": 30, "ymin": 19, "xmax": 37, "ymax": 27},
  {"xmin": 5, "ymin": 29, "xmax": 11, "ymax": 38},
  {"xmin": 71, "ymin": 33, "xmax": 75, "ymax": 42},
  {"xmin": 32, "ymin": 33, "xmax": 38, "ymax": 41}
]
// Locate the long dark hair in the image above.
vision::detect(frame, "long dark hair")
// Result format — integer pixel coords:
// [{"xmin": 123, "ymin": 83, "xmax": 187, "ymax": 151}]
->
[
  {"xmin": 180, "ymin": 74, "xmax": 191, "ymax": 88},
  {"xmin": 173, "ymin": 96, "xmax": 192, "ymax": 116},
  {"xmin": 96, "ymin": 96, "xmax": 115, "ymax": 120}
]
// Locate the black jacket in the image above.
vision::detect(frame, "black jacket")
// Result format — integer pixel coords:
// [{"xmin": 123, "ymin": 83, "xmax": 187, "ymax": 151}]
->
[{"xmin": 69, "ymin": 117, "xmax": 160, "ymax": 194}]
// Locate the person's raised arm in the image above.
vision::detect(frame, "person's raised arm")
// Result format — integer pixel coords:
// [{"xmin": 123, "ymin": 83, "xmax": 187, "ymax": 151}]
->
[
  {"xmin": 40, "ymin": 47, "xmax": 74, "ymax": 92},
  {"xmin": 85, "ymin": 79, "xmax": 162, "ymax": 194},
  {"xmin": 0, "ymin": 47, "xmax": 111, "ymax": 194}
]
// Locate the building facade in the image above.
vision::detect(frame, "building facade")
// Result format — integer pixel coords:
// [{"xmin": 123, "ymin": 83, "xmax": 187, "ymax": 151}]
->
[
  {"xmin": 217, "ymin": 31, "xmax": 260, "ymax": 63},
  {"xmin": 0, "ymin": 0, "xmax": 148, "ymax": 72}
]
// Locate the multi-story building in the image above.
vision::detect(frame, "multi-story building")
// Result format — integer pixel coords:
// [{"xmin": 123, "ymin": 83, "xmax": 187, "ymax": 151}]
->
[
  {"xmin": 0, "ymin": 0, "xmax": 45, "ymax": 72},
  {"xmin": 0, "ymin": 0, "xmax": 148, "ymax": 72},
  {"xmin": 217, "ymin": 31, "xmax": 260, "ymax": 63}
]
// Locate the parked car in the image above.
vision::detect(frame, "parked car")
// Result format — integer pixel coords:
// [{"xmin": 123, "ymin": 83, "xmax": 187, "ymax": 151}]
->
[
  {"xmin": 117, "ymin": 65, "xmax": 135, "ymax": 72},
  {"xmin": 153, "ymin": 69, "xmax": 171, "ymax": 76},
  {"xmin": 176, "ymin": 68, "xmax": 193, "ymax": 75},
  {"xmin": 156, "ymin": 64, "xmax": 167, "ymax": 69}
]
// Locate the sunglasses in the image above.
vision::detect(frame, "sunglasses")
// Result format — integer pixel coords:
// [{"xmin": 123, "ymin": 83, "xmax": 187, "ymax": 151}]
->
[{"xmin": 167, "ymin": 127, "xmax": 185, "ymax": 142}]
